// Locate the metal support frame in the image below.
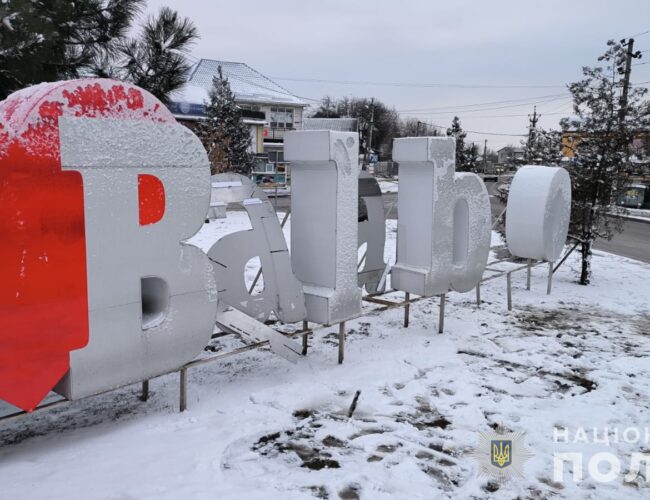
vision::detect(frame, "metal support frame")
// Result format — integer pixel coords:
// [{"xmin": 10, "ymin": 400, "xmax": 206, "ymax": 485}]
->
[
  {"xmin": 554, "ymin": 240, "xmax": 581, "ymax": 274},
  {"xmin": 438, "ymin": 294, "xmax": 446, "ymax": 334},
  {"xmin": 302, "ymin": 320, "xmax": 309, "ymax": 355},
  {"xmin": 547, "ymin": 261, "xmax": 554, "ymax": 295},
  {"xmin": 526, "ymin": 259, "xmax": 532, "ymax": 291},
  {"xmin": 476, "ymin": 284, "xmax": 481, "ymax": 307},
  {"xmin": 140, "ymin": 380, "xmax": 149, "ymax": 402},
  {"xmin": 180, "ymin": 369, "xmax": 187, "ymax": 412},
  {"xmin": 404, "ymin": 292, "xmax": 410, "ymax": 327},
  {"xmin": 507, "ymin": 272, "xmax": 513, "ymax": 311},
  {"xmin": 338, "ymin": 322, "xmax": 345, "ymax": 364}
]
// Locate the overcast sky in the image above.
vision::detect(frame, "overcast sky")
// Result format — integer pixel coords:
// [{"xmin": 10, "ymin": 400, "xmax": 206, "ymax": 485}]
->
[{"xmin": 147, "ymin": 0, "xmax": 650, "ymax": 149}]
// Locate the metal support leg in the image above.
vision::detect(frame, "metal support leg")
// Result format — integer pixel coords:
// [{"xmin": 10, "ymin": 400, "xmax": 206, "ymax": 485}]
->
[
  {"xmin": 476, "ymin": 284, "xmax": 481, "ymax": 307},
  {"xmin": 547, "ymin": 261, "xmax": 553, "ymax": 295},
  {"xmin": 507, "ymin": 272, "xmax": 512, "ymax": 311},
  {"xmin": 180, "ymin": 368, "xmax": 187, "ymax": 412},
  {"xmin": 438, "ymin": 294, "xmax": 446, "ymax": 334},
  {"xmin": 404, "ymin": 292, "xmax": 410, "ymax": 328},
  {"xmin": 302, "ymin": 320, "xmax": 309, "ymax": 355},
  {"xmin": 338, "ymin": 322, "xmax": 345, "ymax": 364},
  {"xmin": 140, "ymin": 380, "xmax": 149, "ymax": 402},
  {"xmin": 526, "ymin": 259, "xmax": 532, "ymax": 291}
]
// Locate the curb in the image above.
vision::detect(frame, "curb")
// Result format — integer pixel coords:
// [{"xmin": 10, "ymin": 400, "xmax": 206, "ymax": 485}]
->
[{"xmin": 620, "ymin": 215, "xmax": 650, "ymax": 225}]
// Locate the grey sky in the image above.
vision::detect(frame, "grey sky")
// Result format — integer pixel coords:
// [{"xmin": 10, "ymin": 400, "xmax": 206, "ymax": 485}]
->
[{"xmin": 147, "ymin": 0, "xmax": 649, "ymax": 149}]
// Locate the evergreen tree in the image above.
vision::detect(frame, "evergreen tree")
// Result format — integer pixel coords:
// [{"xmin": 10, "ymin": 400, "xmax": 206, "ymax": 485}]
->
[
  {"xmin": 312, "ymin": 96, "xmax": 400, "ymax": 157},
  {"xmin": 446, "ymin": 116, "xmax": 469, "ymax": 171},
  {"xmin": 465, "ymin": 142, "xmax": 480, "ymax": 172},
  {"xmin": 0, "ymin": 0, "xmax": 143, "ymax": 99},
  {"xmin": 561, "ymin": 39, "xmax": 649, "ymax": 285},
  {"xmin": 522, "ymin": 126, "xmax": 563, "ymax": 165},
  {"xmin": 102, "ymin": 7, "xmax": 198, "ymax": 103},
  {"xmin": 196, "ymin": 66, "xmax": 254, "ymax": 175},
  {"xmin": 398, "ymin": 118, "xmax": 440, "ymax": 137}
]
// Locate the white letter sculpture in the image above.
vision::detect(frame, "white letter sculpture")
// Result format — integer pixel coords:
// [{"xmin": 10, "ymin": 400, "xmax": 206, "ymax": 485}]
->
[
  {"xmin": 358, "ymin": 171, "xmax": 387, "ymax": 294},
  {"xmin": 284, "ymin": 130, "xmax": 362, "ymax": 325},
  {"xmin": 506, "ymin": 165, "xmax": 571, "ymax": 262},
  {"xmin": 58, "ymin": 117, "xmax": 217, "ymax": 399},
  {"xmin": 391, "ymin": 137, "xmax": 491, "ymax": 296},
  {"xmin": 207, "ymin": 173, "xmax": 306, "ymax": 324}
]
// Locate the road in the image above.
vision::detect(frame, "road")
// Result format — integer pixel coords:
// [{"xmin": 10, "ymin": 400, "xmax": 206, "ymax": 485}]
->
[{"xmin": 265, "ymin": 185, "xmax": 650, "ymax": 264}]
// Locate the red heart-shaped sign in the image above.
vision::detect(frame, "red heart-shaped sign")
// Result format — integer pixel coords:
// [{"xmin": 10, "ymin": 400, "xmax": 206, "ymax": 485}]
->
[{"xmin": 0, "ymin": 80, "xmax": 171, "ymax": 411}]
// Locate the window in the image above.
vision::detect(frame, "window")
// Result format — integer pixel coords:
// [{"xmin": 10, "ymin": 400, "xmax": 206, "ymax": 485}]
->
[
  {"xmin": 267, "ymin": 151, "xmax": 284, "ymax": 163},
  {"xmin": 239, "ymin": 104, "xmax": 260, "ymax": 111},
  {"xmin": 269, "ymin": 107, "xmax": 294, "ymax": 129}
]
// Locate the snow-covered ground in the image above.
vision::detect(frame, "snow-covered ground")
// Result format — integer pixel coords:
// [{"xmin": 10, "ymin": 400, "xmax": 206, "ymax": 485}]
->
[
  {"xmin": 625, "ymin": 207, "xmax": 650, "ymax": 222},
  {"xmin": 378, "ymin": 179, "xmax": 398, "ymax": 194},
  {"xmin": 1, "ymin": 213, "xmax": 649, "ymax": 499}
]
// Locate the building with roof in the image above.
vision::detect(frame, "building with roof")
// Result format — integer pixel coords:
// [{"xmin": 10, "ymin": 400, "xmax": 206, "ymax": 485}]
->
[
  {"xmin": 168, "ymin": 59, "xmax": 307, "ymax": 165},
  {"xmin": 497, "ymin": 146, "xmax": 525, "ymax": 166}
]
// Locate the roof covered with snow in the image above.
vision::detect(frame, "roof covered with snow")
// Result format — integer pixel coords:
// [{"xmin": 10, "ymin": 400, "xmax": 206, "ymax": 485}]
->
[{"xmin": 170, "ymin": 59, "xmax": 307, "ymax": 108}]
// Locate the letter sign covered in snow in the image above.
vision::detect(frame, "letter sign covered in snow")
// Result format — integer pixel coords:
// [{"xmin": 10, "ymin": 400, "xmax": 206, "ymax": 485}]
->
[
  {"xmin": 0, "ymin": 80, "xmax": 216, "ymax": 409},
  {"xmin": 284, "ymin": 130, "xmax": 362, "ymax": 325},
  {"xmin": 358, "ymin": 171, "xmax": 387, "ymax": 294},
  {"xmin": 391, "ymin": 137, "xmax": 491, "ymax": 296},
  {"xmin": 506, "ymin": 166, "xmax": 571, "ymax": 262},
  {"xmin": 207, "ymin": 173, "xmax": 306, "ymax": 323}
]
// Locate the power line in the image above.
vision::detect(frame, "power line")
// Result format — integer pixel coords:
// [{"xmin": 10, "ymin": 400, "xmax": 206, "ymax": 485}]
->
[
  {"xmin": 464, "ymin": 130, "xmax": 527, "ymax": 137},
  {"xmin": 270, "ymin": 76, "xmax": 566, "ymax": 90},
  {"xmin": 443, "ymin": 111, "xmax": 571, "ymax": 119},
  {"xmin": 420, "ymin": 122, "xmax": 528, "ymax": 137},
  {"xmin": 396, "ymin": 92, "xmax": 568, "ymax": 113},
  {"xmin": 630, "ymin": 29, "xmax": 650, "ymax": 38},
  {"xmin": 397, "ymin": 96, "xmax": 569, "ymax": 115}
]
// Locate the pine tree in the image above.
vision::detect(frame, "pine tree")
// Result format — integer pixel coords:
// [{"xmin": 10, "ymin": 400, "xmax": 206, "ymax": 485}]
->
[
  {"xmin": 446, "ymin": 116, "xmax": 469, "ymax": 171},
  {"xmin": 196, "ymin": 66, "xmax": 254, "ymax": 175},
  {"xmin": 105, "ymin": 7, "xmax": 198, "ymax": 104},
  {"xmin": 0, "ymin": 0, "xmax": 143, "ymax": 99},
  {"xmin": 561, "ymin": 39, "xmax": 649, "ymax": 285},
  {"xmin": 465, "ymin": 142, "xmax": 480, "ymax": 172},
  {"xmin": 521, "ymin": 126, "xmax": 563, "ymax": 165},
  {"xmin": 398, "ymin": 118, "xmax": 440, "ymax": 137},
  {"xmin": 312, "ymin": 96, "xmax": 400, "ymax": 157}
]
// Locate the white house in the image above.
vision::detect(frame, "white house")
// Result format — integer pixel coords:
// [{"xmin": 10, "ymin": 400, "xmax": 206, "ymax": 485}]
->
[{"xmin": 168, "ymin": 59, "xmax": 307, "ymax": 167}]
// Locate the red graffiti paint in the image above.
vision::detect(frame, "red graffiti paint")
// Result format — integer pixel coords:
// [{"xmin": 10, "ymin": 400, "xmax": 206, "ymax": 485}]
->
[{"xmin": 0, "ymin": 80, "xmax": 174, "ymax": 411}]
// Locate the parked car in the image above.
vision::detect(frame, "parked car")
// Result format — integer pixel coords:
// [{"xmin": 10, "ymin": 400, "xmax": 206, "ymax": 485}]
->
[{"xmin": 618, "ymin": 184, "xmax": 649, "ymax": 208}]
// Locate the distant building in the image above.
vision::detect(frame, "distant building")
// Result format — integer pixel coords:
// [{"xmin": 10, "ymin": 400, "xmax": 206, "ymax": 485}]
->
[
  {"xmin": 497, "ymin": 146, "xmax": 525, "ymax": 166},
  {"xmin": 561, "ymin": 130, "xmax": 650, "ymax": 179},
  {"xmin": 168, "ymin": 59, "xmax": 307, "ymax": 167}
]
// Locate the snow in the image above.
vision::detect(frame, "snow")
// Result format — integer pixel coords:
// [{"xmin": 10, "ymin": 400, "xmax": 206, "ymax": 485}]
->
[
  {"xmin": 625, "ymin": 208, "xmax": 650, "ymax": 221},
  {"xmin": 1, "ymin": 213, "xmax": 650, "ymax": 499},
  {"xmin": 378, "ymin": 179, "xmax": 398, "ymax": 194}
]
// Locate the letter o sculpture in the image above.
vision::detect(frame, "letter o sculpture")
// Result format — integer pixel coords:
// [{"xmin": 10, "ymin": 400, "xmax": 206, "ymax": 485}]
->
[{"xmin": 506, "ymin": 166, "xmax": 571, "ymax": 262}]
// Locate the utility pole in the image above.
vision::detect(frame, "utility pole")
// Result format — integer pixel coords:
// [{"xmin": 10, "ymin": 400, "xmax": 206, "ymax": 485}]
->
[
  {"xmin": 528, "ymin": 105, "xmax": 540, "ymax": 130},
  {"xmin": 365, "ymin": 97, "xmax": 375, "ymax": 170},
  {"xmin": 482, "ymin": 139, "xmax": 488, "ymax": 173},
  {"xmin": 619, "ymin": 38, "xmax": 641, "ymax": 122},
  {"xmin": 527, "ymin": 105, "xmax": 540, "ymax": 162}
]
